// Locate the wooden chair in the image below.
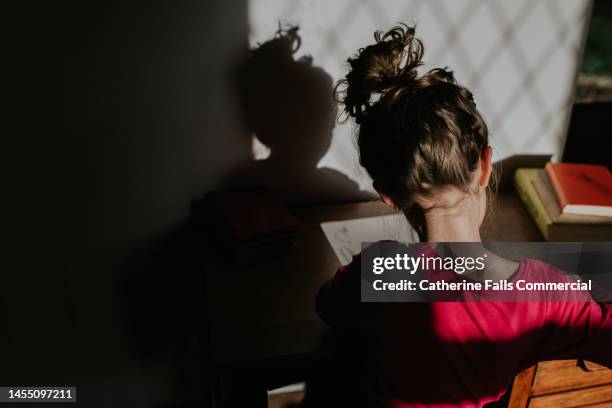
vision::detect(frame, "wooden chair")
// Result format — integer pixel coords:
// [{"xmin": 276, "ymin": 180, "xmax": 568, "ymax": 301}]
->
[{"xmin": 508, "ymin": 360, "xmax": 612, "ymax": 407}]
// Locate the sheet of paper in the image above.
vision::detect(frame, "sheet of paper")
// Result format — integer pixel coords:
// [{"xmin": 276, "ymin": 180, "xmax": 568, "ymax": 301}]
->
[{"xmin": 321, "ymin": 214, "xmax": 418, "ymax": 264}]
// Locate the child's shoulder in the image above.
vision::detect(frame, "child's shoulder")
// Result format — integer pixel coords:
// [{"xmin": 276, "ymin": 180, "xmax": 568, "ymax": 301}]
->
[{"xmin": 517, "ymin": 258, "xmax": 572, "ymax": 282}]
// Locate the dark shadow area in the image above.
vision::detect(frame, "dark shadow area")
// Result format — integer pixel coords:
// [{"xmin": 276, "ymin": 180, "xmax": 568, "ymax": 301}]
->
[
  {"xmin": 228, "ymin": 26, "xmax": 371, "ymax": 204},
  {"xmin": 117, "ymin": 211, "xmax": 235, "ymax": 407},
  {"xmin": 10, "ymin": 0, "xmax": 248, "ymax": 406},
  {"xmin": 120, "ymin": 222, "xmax": 202, "ymax": 358},
  {"xmin": 119, "ymin": 220, "xmax": 204, "ymax": 403},
  {"xmin": 563, "ymin": 101, "xmax": 612, "ymax": 169}
]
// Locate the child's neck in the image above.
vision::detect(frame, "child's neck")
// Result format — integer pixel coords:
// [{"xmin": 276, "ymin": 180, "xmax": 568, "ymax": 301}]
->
[{"xmin": 423, "ymin": 198, "xmax": 482, "ymax": 242}]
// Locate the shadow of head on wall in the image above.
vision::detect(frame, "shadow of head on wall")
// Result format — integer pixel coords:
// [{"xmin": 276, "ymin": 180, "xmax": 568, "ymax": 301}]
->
[{"xmin": 230, "ymin": 25, "xmax": 371, "ymax": 204}]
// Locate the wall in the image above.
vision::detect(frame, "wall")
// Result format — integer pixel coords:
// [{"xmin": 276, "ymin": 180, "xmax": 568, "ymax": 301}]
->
[
  {"xmin": 8, "ymin": 1, "xmax": 249, "ymax": 406},
  {"xmin": 249, "ymin": 0, "xmax": 593, "ymax": 194}
]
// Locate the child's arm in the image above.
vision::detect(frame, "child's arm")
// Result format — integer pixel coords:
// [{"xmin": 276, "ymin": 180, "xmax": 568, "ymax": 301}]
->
[
  {"xmin": 316, "ymin": 253, "xmax": 369, "ymax": 328},
  {"xmin": 525, "ymin": 261, "xmax": 612, "ymax": 368},
  {"xmin": 543, "ymin": 300, "xmax": 612, "ymax": 368}
]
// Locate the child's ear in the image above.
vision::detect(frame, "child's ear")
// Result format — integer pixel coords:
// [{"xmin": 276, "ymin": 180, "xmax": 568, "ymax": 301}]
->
[
  {"xmin": 378, "ymin": 191, "xmax": 397, "ymax": 209},
  {"xmin": 479, "ymin": 146, "xmax": 493, "ymax": 188},
  {"xmin": 373, "ymin": 183, "xmax": 397, "ymax": 209}
]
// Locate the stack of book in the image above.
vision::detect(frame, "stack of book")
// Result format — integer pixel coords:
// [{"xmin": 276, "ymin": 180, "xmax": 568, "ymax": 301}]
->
[
  {"xmin": 514, "ymin": 163, "xmax": 612, "ymax": 241},
  {"xmin": 193, "ymin": 191, "xmax": 300, "ymax": 263}
]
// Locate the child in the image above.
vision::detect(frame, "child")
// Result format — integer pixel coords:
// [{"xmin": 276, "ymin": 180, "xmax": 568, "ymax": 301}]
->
[{"xmin": 316, "ymin": 25, "xmax": 611, "ymax": 408}]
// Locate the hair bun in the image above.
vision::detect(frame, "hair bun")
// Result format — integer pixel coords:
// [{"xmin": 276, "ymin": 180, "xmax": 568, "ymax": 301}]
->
[{"xmin": 336, "ymin": 24, "xmax": 424, "ymax": 123}]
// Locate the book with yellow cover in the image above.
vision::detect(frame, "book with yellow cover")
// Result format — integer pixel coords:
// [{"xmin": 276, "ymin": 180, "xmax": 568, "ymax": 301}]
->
[{"xmin": 514, "ymin": 169, "xmax": 551, "ymax": 240}]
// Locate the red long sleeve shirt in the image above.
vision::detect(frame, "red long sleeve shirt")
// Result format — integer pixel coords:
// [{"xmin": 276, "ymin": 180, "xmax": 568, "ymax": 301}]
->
[{"xmin": 316, "ymin": 248, "xmax": 611, "ymax": 407}]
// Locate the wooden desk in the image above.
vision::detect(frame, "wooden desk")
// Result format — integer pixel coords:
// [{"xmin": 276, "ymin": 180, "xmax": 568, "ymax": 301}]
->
[
  {"xmin": 203, "ymin": 190, "xmax": 609, "ymax": 407},
  {"xmin": 204, "ymin": 198, "xmax": 399, "ymax": 406}
]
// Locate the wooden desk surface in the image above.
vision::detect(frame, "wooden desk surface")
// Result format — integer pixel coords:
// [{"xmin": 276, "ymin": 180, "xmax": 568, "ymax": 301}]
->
[{"xmin": 205, "ymin": 189, "xmax": 542, "ymax": 368}]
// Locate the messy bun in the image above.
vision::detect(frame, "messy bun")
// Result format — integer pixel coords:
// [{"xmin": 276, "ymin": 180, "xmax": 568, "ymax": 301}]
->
[
  {"xmin": 336, "ymin": 24, "xmax": 491, "ymax": 238},
  {"xmin": 336, "ymin": 24, "xmax": 455, "ymax": 124},
  {"xmin": 336, "ymin": 24, "xmax": 422, "ymax": 123}
]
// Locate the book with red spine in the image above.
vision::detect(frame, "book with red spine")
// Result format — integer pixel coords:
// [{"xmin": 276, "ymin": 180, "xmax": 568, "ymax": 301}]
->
[{"xmin": 545, "ymin": 162, "xmax": 612, "ymax": 218}]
